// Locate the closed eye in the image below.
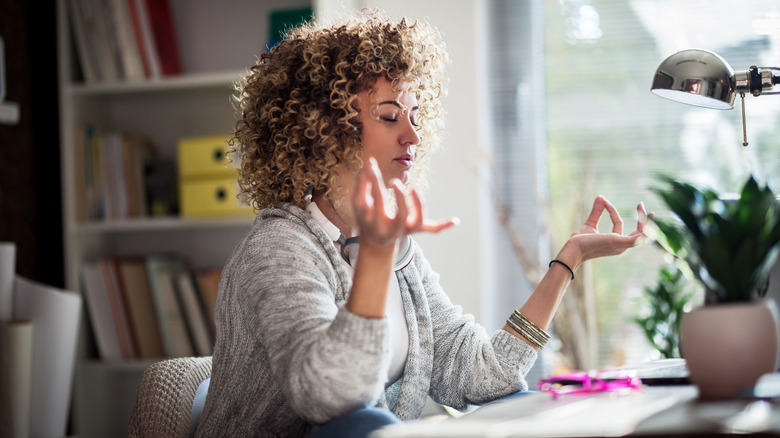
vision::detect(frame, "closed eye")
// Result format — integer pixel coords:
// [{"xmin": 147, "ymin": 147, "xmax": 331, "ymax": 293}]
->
[
  {"xmin": 380, "ymin": 115, "xmax": 419, "ymax": 128},
  {"xmin": 377, "ymin": 102, "xmax": 420, "ymax": 128}
]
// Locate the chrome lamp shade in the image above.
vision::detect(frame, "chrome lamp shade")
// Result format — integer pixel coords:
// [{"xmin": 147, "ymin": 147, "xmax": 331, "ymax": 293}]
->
[
  {"xmin": 651, "ymin": 48, "xmax": 780, "ymax": 145},
  {"xmin": 651, "ymin": 49, "xmax": 736, "ymax": 109}
]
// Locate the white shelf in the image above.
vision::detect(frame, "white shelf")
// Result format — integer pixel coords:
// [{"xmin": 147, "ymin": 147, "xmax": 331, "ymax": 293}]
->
[
  {"xmin": 64, "ymin": 70, "xmax": 244, "ymax": 96},
  {"xmin": 74, "ymin": 215, "xmax": 254, "ymax": 234}
]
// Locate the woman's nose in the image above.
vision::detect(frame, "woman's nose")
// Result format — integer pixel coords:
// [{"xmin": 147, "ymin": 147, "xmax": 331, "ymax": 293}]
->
[{"xmin": 401, "ymin": 119, "xmax": 420, "ymax": 146}]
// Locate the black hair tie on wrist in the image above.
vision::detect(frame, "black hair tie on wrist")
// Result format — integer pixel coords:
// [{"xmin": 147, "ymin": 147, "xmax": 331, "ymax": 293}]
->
[{"xmin": 549, "ymin": 259, "xmax": 575, "ymax": 280}]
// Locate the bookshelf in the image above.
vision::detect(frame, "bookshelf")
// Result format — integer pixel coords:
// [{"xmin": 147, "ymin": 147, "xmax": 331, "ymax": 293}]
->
[{"xmin": 56, "ymin": 0, "xmax": 313, "ymax": 436}]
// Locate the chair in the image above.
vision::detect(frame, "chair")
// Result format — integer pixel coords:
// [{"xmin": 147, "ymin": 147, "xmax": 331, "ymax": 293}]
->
[{"xmin": 127, "ymin": 356, "xmax": 212, "ymax": 438}]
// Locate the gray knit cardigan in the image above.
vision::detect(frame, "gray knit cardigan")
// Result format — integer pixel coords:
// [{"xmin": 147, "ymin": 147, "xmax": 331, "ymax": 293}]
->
[{"xmin": 195, "ymin": 203, "xmax": 537, "ymax": 437}]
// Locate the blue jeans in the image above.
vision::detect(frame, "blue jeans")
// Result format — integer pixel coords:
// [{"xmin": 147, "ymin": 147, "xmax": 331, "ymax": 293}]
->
[
  {"xmin": 307, "ymin": 407, "xmax": 401, "ymax": 438},
  {"xmin": 486, "ymin": 390, "xmax": 535, "ymax": 403}
]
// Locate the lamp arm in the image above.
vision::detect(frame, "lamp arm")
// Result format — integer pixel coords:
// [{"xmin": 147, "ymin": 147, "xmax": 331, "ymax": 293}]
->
[
  {"xmin": 736, "ymin": 66, "xmax": 780, "ymax": 97},
  {"xmin": 752, "ymin": 67, "xmax": 780, "ymax": 95},
  {"xmin": 769, "ymin": 67, "xmax": 780, "ymax": 84}
]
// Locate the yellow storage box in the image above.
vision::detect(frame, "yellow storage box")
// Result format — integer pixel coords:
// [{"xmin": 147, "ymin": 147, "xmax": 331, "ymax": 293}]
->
[
  {"xmin": 178, "ymin": 135, "xmax": 236, "ymax": 178},
  {"xmin": 180, "ymin": 178, "xmax": 251, "ymax": 217},
  {"xmin": 178, "ymin": 135, "xmax": 253, "ymax": 217}
]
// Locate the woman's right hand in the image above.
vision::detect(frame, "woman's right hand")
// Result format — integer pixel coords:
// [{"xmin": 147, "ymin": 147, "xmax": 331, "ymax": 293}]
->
[
  {"xmin": 346, "ymin": 158, "xmax": 458, "ymax": 318},
  {"xmin": 351, "ymin": 157, "xmax": 458, "ymax": 253}
]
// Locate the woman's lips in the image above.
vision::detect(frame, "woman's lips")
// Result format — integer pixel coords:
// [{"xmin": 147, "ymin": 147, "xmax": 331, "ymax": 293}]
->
[{"xmin": 394, "ymin": 154, "xmax": 414, "ymax": 167}]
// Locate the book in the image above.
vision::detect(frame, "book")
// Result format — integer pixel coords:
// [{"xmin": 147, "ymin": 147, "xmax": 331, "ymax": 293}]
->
[
  {"xmin": 91, "ymin": 128, "xmax": 105, "ymax": 219},
  {"xmin": 83, "ymin": 125, "xmax": 99, "ymax": 220},
  {"xmin": 66, "ymin": 0, "xmax": 99, "ymax": 82},
  {"xmin": 268, "ymin": 7, "xmax": 313, "ymax": 49},
  {"xmin": 81, "ymin": 262, "xmax": 123, "ymax": 360},
  {"xmin": 87, "ymin": 0, "xmax": 121, "ymax": 82},
  {"xmin": 100, "ymin": 132, "xmax": 121, "ymax": 219},
  {"xmin": 156, "ymin": 270, "xmax": 195, "ymax": 357},
  {"xmin": 131, "ymin": 0, "xmax": 162, "ymax": 78},
  {"xmin": 73, "ymin": 125, "xmax": 88, "ymax": 221},
  {"xmin": 126, "ymin": 0, "xmax": 152, "ymax": 77},
  {"xmin": 78, "ymin": 127, "xmax": 154, "ymax": 220},
  {"xmin": 143, "ymin": 0, "xmax": 181, "ymax": 76},
  {"xmin": 121, "ymin": 136, "xmax": 153, "ymax": 217},
  {"xmin": 175, "ymin": 271, "xmax": 213, "ymax": 356},
  {"xmin": 117, "ymin": 259, "xmax": 165, "ymax": 358},
  {"xmin": 99, "ymin": 259, "xmax": 136, "ymax": 359},
  {"xmin": 146, "ymin": 254, "xmax": 194, "ymax": 357},
  {"xmin": 108, "ymin": 0, "xmax": 146, "ymax": 80},
  {"xmin": 195, "ymin": 268, "xmax": 221, "ymax": 338},
  {"xmin": 105, "ymin": 132, "xmax": 151, "ymax": 219}
]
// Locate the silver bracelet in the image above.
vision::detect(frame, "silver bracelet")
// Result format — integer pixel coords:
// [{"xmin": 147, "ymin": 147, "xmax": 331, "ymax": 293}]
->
[
  {"xmin": 506, "ymin": 310, "xmax": 551, "ymax": 349},
  {"xmin": 506, "ymin": 318, "xmax": 544, "ymax": 349}
]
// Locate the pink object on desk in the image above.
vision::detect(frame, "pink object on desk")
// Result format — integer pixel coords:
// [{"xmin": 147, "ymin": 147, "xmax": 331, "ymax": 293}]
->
[{"xmin": 538, "ymin": 369, "xmax": 643, "ymax": 399}]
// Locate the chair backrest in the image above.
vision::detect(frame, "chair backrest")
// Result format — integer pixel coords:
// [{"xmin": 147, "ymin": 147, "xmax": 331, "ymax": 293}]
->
[{"xmin": 127, "ymin": 356, "xmax": 212, "ymax": 438}]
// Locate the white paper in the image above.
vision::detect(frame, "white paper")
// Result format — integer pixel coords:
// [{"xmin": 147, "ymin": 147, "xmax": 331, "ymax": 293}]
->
[
  {"xmin": 0, "ymin": 320, "xmax": 33, "ymax": 438},
  {"xmin": 12, "ymin": 275, "xmax": 81, "ymax": 438},
  {"xmin": 0, "ymin": 242, "xmax": 15, "ymax": 320}
]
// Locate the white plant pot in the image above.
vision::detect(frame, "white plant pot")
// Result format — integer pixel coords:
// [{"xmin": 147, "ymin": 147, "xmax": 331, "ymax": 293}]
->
[{"xmin": 680, "ymin": 298, "xmax": 780, "ymax": 399}]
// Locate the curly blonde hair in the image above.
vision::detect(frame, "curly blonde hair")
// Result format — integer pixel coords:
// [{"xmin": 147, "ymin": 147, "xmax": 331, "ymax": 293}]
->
[{"xmin": 231, "ymin": 9, "xmax": 450, "ymax": 210}]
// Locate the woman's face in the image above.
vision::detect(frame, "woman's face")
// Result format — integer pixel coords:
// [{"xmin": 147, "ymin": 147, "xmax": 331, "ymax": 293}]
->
[{"xmin": 357, "ymin": 76, "xmax": 421, "ymax": 186}]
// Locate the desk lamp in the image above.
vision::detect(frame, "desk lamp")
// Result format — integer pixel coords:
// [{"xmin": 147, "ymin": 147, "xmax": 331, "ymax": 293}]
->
[{"xmin": 650, "ymin": 48, "xmax": 780, "ymax": 146}]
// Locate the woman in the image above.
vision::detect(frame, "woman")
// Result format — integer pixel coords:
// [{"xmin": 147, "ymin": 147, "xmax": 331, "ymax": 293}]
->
[{"xmin": 195, "ymin": 9, "xmax": 648, "ymax": 438}]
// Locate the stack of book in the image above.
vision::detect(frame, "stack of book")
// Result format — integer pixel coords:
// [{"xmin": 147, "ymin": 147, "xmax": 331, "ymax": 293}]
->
[
  {"xmin": 81, "ymin": 254, "xmax": 220, "ymax": 360},
  {"xmin": 66, "ymin": 0, "xmax": 181, "ymax": 83},
  {"xmin": 73, "ymin": 124, "xmax": 179, "ymax": 221},
  {"xmin": 73, "ymin": 124, "xmax": 157, "ymax": 221}
]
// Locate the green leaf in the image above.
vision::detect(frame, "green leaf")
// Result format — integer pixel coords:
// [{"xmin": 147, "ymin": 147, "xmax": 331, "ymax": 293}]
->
[{"xmin": 649, "ymin": 174, "xmax": 780, "ymax": 303}]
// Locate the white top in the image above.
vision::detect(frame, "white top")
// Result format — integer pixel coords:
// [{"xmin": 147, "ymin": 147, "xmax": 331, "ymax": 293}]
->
[{"xmin": 304, "ymin": 196, "xmax": 410, "ymax": 385}]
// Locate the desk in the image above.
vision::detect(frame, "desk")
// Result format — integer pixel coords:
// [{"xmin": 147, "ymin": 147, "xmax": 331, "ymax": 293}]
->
[{"xmin": 374, "ymin": 373, "xmax": 780, "ymax": 437}]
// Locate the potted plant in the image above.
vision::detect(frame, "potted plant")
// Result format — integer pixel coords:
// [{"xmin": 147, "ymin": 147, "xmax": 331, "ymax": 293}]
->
[{"xmin": 648, "ymin": 174, "xmax": 780, "ymax": 399}]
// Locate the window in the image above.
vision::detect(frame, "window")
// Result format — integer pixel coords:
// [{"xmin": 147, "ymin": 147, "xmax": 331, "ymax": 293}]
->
[
  {"xmin": 490, "ymin": 0, "xmax": 780, "ymax": 373},
  {"xmin": 547, "ymin": 0, "xmax": 780, "ymax": 370}
]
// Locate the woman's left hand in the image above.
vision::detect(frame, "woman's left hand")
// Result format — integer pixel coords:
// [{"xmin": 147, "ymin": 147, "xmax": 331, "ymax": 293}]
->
[{"xmin": 559, "ymin": 195, "xmax": 650, "ymax": 269}]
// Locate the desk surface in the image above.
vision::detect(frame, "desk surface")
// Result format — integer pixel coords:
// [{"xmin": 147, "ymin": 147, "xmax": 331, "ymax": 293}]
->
[{"xmin": 374, "ymin": 372, "xmax": 780, "ymax": 438}]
